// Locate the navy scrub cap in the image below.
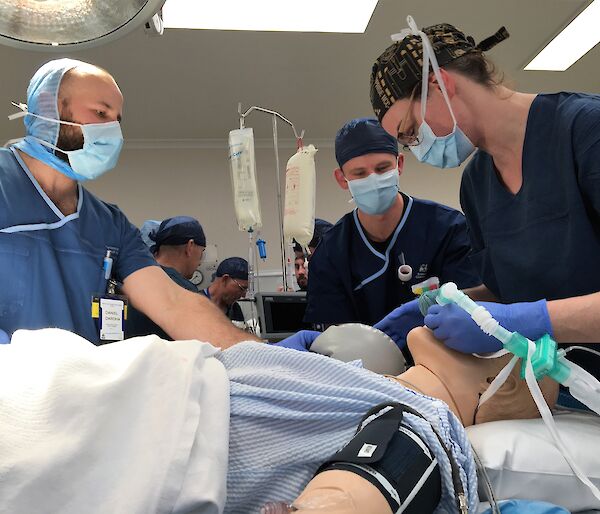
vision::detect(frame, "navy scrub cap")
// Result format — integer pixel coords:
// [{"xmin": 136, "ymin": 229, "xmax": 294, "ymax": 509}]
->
[
  {"xmin": 149, "ymin": 216, "xmax": 206, "ymax": 253},
  {"xmin": 216, "ymin": 257, "xmax": 249, "ymax": 280},
  {"xmin": 335, "ymin": 117, "xmax": 398, "ymax": 168},
  {"xmin": 294, "ymin": 218, "xmax": 333, "ymax": 252}
]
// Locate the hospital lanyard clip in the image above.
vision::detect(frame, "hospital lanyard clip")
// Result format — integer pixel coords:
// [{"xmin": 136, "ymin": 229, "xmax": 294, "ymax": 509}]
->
[{"xmin": 92, "ymin": 249, "xmax": 128, "ymax": 343}]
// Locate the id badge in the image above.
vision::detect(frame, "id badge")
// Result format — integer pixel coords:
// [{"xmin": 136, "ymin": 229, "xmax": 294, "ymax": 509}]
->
[{"xmin": 92, "ymin": 293, "xmax": 128, "ymax": 343}]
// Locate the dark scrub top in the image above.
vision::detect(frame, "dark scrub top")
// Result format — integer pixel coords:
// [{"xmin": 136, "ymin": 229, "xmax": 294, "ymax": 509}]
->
[
  {"xmin": 200, "ymin": 288, "xmax": 245, "ymax": 322},
  {"xmin": 126, "ymin": 266, "xmax": 198, "ymax": 340},
  {"xmin": 0, "ymin": 147, "xmax": 157, "ymax": 344},
  {"xmin": 304, "ymin": 194, "xmax": 480, "ymax": 326},
  {"xmin": 460, "ymin": 92, "xmax": 600, "ymax": 378}
]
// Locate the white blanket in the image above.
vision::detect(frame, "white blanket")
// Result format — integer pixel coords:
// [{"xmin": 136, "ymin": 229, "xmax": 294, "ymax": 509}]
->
[{"xmin": 0, "ymin": 328, "xmax": 230, "ymax": 514}]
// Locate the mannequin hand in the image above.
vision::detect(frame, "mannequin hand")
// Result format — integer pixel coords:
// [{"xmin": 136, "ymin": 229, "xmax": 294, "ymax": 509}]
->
[
  {"xmin": 373, "ymin": 299, "xmax": 424, "ymax": 349},
  {"xmin": 424, "ymin": 300, "xmax": 552, "ymax": 354},
  {"xmin": 272, "ymin": 330, "xmax": 321, "ymax": 351}
]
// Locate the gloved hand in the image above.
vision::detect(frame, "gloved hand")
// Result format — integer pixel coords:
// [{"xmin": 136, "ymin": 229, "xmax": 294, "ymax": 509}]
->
[
  {"xmin": 272, "ymin": 330, "xmax": 321, "ymax": 352},
  {"xmin": 373, "ymin": 299, "xmax": 424, "ymax": 349},
  {"xmin": 424, "ymin": 299, "xmax": 552, "ymax": 354},
  {"xmin": 0, "ymin": 329, "xmax": 9, "ymax": 344}
]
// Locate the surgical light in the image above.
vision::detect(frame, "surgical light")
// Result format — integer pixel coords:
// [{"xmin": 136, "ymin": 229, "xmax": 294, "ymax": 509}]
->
[
  {"xmin": 0, "ymin": 0, "xmax": 165, "ymax": 51},
  {"xmin": 525, "ymin": 0, "xmax": 600, "ymax": 71},
  {"xmin": 162, "ymin": 0, "xmax": 379, "ymax": 33}
]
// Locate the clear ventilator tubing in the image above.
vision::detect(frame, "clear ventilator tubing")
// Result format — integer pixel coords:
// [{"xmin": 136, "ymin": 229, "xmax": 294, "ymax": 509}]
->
[
  {"xmin": 437, "ymin": 283, "xmax": 512, "ymax": 344},
  {"xmin": 436, "ymin": 282, "xmax": 600, "ymax": 501},
  {"xmin": 562, "ymin": 362, "xmax": 600, "ymax": 416}
]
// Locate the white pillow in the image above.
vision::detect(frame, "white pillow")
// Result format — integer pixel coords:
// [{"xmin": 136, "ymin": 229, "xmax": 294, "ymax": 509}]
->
[{"xmin": 467, "ymin": 411, "xmax": 600, "ymax": 513}]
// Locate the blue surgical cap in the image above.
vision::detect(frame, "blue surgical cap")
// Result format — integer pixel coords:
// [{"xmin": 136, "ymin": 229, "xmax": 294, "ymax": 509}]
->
[
  {"xmin": 335, "ymin": 117, "xmax": 398, "ymax": 168},
  {"xmin": 140, "ymin": 220, "xmax": 161, "ymax": 250},
  {"xmin": 19, "ymin": 58, "xmax": 92, "ymax": 145},
  {"xmin": 216, "ymin": 257, "xmax": 248, "ymax": 280},
  {"xmin": 149, "ymin": 216, "xmax": 206, "ymax": 253}
]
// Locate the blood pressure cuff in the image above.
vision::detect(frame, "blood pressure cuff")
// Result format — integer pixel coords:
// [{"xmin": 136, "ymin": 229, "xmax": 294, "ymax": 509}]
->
[{"xmin": 316, "ymin": 403, "xmax": 441, "ymax": 514}]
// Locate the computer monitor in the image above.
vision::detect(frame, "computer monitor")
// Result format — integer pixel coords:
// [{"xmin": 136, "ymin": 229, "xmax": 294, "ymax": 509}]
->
[{"xmin": 255, "ymin": 292, "xmax": 312, "ymax": 342}]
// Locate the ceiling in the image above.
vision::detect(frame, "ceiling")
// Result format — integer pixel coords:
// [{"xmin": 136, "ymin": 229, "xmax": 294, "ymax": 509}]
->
[{"xmin": 1, "ymin": 0, "xmax": 598, "ymax": 144}]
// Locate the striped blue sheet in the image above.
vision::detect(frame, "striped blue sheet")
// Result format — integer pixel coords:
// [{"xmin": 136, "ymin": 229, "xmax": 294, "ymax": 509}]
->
[{"xmin": 217, "ymin": 343, "xmax": 478, "ymax": 513}]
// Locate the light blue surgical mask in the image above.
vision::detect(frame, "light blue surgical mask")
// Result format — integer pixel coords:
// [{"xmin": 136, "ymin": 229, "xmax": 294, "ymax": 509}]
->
[
  {"xmin": 410, "ymin": 120, "xmax": 475, "ymax": 169},
  {"xmin": 347, "ymin": 168, "xmax": 399, "ymax": 215},
  {"xmin": 9, "ymin": 106, "xmax": 123, "ymax": 181},
  {"xmin": 392, "ymin": 16, "xmax": 476, "ymax": 169}
]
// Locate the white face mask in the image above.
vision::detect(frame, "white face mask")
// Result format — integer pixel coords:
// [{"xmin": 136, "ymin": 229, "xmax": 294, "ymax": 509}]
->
[{"xmin": 391, "ymin": 16, "xmax": 476, "ymax": 169}]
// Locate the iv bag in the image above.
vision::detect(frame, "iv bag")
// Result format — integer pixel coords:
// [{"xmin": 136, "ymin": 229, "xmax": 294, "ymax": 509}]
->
[
  {"xmin": 283, "ymin": 144, "xmax": 317, "ymax": 248},
  {"xmin": 229, "ymin": 128, "xmax": 262, "ymax": 232}
]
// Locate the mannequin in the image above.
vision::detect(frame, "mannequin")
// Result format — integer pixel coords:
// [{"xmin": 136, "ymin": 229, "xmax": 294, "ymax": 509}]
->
[
  {"xmin": 394, "ymin": 326, "xmax": 559, "ymax": 426},
  {"xmin": 281, "ymin": 326, "xmax": 559, "ymax": 513}
]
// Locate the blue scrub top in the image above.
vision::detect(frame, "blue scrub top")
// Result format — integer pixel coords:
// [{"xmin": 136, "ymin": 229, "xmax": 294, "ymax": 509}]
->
[
  {"xmin": 127, "ymin": 265, "xmax": 198, "ymax": 340},
  {"xmin": 0, "ymin": 148, "xmax": 157, "ymax": 343},
  {"xmin": 304, "ymin": 195, "xmax": 480, "ymax": 326},
  {"xmin": 460, "ymin": 92, "xmax": 600, "ymax": 376}
]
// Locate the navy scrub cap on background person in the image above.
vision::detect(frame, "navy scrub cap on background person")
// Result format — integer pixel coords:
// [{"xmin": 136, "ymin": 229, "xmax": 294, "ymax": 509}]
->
[
  {"xmin": 216, "ymin": 257, "xmax": 249, "ymax": 280},
  {"xmin": 335, "ymin": 117, "xmax": 399, "ymax": 168},
  {"xmin": 149, "ymin": 216, "xmax": 206, "ymax": 253},
  {"xmin": 294, "ymin": 218, "xmax": 333, "ymax": 252}
]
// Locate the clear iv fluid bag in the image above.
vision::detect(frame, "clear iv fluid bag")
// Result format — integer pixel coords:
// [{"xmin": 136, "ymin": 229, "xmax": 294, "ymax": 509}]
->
[
  {"xmin": 229, "ymin": 128, "xmax": 262, "ymax": 232},
  {"xmin": 283, "ymin": 144, "xmax": 317, "ymax": 248}
]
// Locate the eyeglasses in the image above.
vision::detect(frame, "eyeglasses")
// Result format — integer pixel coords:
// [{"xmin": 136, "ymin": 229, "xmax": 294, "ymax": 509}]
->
[
  {"xmin": 396, "ymin": 86, "xmax": 421, "ymax": 149},
  {"xmin": 231, "ymin": 278, "xmax": 248, "ymax": 293}
]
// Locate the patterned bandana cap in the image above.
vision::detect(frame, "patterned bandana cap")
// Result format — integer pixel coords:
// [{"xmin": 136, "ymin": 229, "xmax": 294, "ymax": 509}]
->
[{"xmin": 370, "ymin": 23, "xmax": 509, "ymax": 121}]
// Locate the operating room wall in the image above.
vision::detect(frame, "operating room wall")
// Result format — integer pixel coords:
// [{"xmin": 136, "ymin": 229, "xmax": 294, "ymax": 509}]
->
[{"xmin": 86, "ymin": 142, "xmax": 467, "ymax": 284}]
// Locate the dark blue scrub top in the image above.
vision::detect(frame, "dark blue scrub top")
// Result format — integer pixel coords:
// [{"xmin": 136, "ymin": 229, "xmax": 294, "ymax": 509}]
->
[
  {"xmin": 200, "ymin": 287, "xmax": 245, "ymax": 322},
  {"xmin": 304, "ymin": 195, "xmax": 480, "ymax": 326},
  {"xmin": 0, "ymin": 148, "xmax": 157, "ymax": 344},
  {"xmin": 127, "ymin": 265, "xmax": 198, "ymax": 340},
  {"xmin": 460, "ymin": 92, "xmax": 600, "ymax": 377}
]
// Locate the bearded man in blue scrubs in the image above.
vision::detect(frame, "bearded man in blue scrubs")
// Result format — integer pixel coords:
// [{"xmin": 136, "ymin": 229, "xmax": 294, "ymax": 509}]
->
[
  {"xmin": 304, "ymin": 118, "xmax": 480, "ymax": 330},
  {"xmin": 0, "ymin": 58, "xmax": 258, "ymax": 347}
]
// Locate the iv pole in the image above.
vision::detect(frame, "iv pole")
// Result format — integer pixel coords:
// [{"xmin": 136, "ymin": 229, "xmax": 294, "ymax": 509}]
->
[{"xmin": 238, "ymin": 103, "xmax": 305, "ymax": 292}]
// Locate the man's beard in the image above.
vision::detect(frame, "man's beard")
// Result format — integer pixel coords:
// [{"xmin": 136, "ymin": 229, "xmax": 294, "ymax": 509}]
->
[{"xmin": 55, "ymin": 116, "xmax": 84, "ymax": 164}]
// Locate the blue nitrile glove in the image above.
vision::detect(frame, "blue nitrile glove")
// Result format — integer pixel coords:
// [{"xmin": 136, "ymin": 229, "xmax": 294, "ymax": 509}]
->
[
  {"xmin": 272, "ymin": 330, "xmax": 321, "ymax": 351},
  {"xmin": 424, "ymin": 299, "xmax": 552, "ymax": 354},
  {"xmin": 373, "ymin": 299, "xmax": 424, "ymax": 350},
  {"xmin": 0, "ymin": 329, "xmax": 9, "ymax": 344}
]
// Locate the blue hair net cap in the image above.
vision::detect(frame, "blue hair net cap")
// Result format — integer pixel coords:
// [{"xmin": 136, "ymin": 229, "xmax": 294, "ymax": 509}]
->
[
  {"xmin": 335, "ymin": 117, "xmax": 398, "ymax": 168},
  {"xmin": 216, "ymin": 257, "xmax": 248, "ymax": 280},
  {"xmin": 140, "ymin": 220, "xmax": 161, "ymax": 250},
  {"xmin": 20, "ymin": 58, "xmax": 91, "ymax": 145},
  {"xmin": 149, "ymin": 216, "xmax": 206, "ymax": 251}
]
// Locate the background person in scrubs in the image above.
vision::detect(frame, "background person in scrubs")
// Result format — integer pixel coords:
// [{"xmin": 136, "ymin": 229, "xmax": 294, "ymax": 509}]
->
[
  {"xmin": 293, "ymin": 218, "xmax": 333, "ymax": 291},
  {"xmin": 370, "ymin": 21, "xmax": 600, "ymax": 380},
  {"xmin": 303, "ymin": 117, "xmax": 480, "ymax": 329},
  {"xmin": 127, "ymin": 216, "xmax": 205, "ymax": 339},
  {"xmin": 201, "ymin": 257, "xmax": 249, "ymax": 323},
  {"xmin": 0, "ymin": 58, "xmax": 258, "ymax": 347}
]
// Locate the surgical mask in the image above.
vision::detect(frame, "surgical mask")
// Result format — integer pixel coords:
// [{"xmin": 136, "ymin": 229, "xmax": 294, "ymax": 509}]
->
[
  {"xmin": 9, "ymin": 105, "xmax": 123, "ymax": 181},
  {"xmin": 392, "ymin": 17, "xmax": 475, "ymax": 169},
  {"xmin": 347, "ymin": 168, "xmax": 399, "ymax": 215}
]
